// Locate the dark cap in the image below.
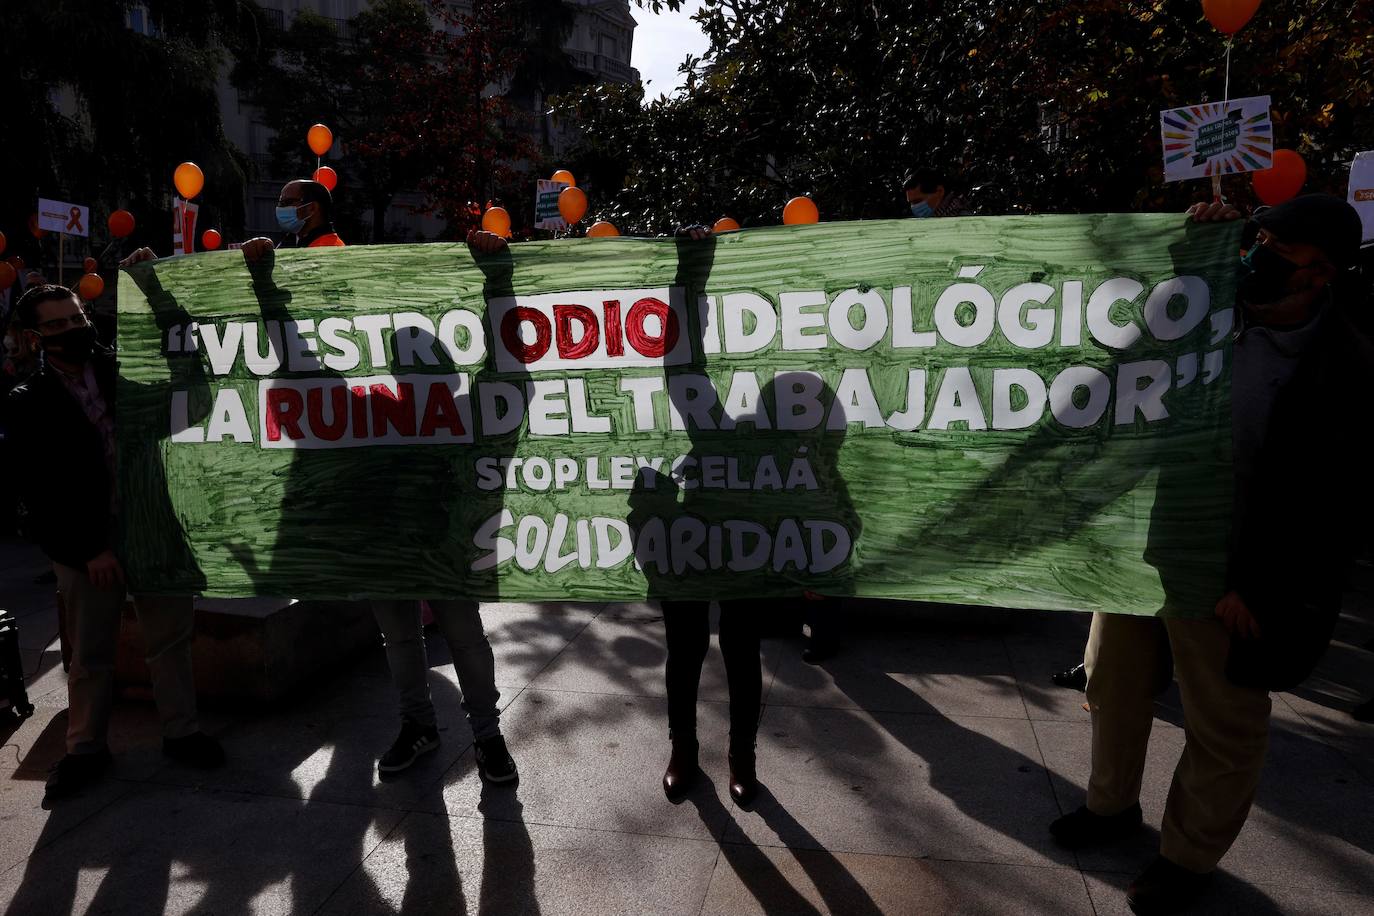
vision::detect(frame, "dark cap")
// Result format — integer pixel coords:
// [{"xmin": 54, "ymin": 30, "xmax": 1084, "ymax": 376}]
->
[{"xmin": 1254, "ymin": 193, "xmax": 1363, "ymax": 269}]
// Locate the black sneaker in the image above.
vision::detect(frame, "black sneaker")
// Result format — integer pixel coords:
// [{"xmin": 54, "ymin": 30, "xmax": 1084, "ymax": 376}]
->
[
  {"xmin": 1049, "ymin": 803, "xmax": 1143, "ymax": 849},
  {"xmin": 44, "ymin": 750, "xmax": 112, "ymax": 801},
  {"xmin": 1127, "ymin": 855, "xmax": 1213, "ymax": 915},
  {"xmin": 1052, "ymin": 663, "xmax": 1088, "ymax": 691},
  {"xmin": 378, "ymin": 721, "xmax": 440, "ymax": 774},
  {"xmin": 163, "ymin": 732, "xmax": 226, "ymax": 769},
  {"xmin": 474, "ymin": 734, "xmax": 518, "ymax": 785}
]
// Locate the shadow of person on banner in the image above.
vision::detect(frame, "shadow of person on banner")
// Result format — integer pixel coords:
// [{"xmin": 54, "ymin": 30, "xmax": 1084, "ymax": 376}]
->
[{"xmin": 117, "ymin": 262, "xmax": 213, "ymax": 594}]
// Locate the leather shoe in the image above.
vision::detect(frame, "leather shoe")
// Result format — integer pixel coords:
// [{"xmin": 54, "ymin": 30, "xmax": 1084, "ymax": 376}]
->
[
  {"xmin": 1126, "ymin": 855, "xmax": 1212, "ymax": 914},
  {"xmin": 1049, "ymin": 803, "xmax": 1142, "ymax": 848},
  {"xmin": 662, "ymin": 737, "xmax": 699, "ymax": 802},
  {"xmin": 44, "ymin": 750, "xmax": 112, "ymax": 801},
  {"xmin": 1051, "ymin": 663, "xmax": 1088, "ymax": 691},
  {"xmin": 728, "ymin": 749, "xmax": 759, "ymax": 808}
]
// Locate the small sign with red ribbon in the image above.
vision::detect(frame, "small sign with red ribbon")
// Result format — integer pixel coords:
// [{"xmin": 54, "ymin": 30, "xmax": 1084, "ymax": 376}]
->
[
  {"xmin": 173, "ymin": 196, "xmax": 200, "ymax": 256},
  {"xmin": 37, "ymin": 197, "xmax": 90, "ymax": 237}
]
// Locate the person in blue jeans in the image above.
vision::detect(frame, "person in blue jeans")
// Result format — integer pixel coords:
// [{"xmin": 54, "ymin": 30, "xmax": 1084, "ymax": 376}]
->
[{"xmin": 370, "ymin": 598, "xmax": 516, "ymax": 782}]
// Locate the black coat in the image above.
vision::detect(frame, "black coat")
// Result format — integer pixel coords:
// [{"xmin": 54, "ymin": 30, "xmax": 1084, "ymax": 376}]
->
[
  {"xmin": 1227, "ymin": 307, "xmax": 1374, "ymax": 690},
  {"xmin": 6, "ymin": 350, "xmax": 118, "ymax": 569}
]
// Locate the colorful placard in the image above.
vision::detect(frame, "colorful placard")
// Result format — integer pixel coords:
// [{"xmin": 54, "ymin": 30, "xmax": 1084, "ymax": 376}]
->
[
  {"xmin": 1348, "ymin": 151, "xmax": 1374, "ymax": 243},
  {"xmin": 37, "ymin": 198, "xmax": 90, "ymax": 237},
  {"xmin": 535, "ymin": 179, "xmax": 570, "ymax": 231},
  {"xmin": 1160, "ymin": 96, "xmax": 1272, "ymax": 183}
]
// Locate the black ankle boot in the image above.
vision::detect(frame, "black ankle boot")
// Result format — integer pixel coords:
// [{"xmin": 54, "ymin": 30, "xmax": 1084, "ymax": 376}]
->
[
  {"xmin": 662, "ymin": 736, "xmax": 700, "ymax": 802},
  {"xmin": 727, "ymin": 746, "xmax": 759, "ymax": 809}
]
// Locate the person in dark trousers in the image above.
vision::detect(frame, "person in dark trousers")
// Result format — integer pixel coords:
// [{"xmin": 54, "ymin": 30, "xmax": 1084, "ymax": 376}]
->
[
  {"xmin": 7, "ymin": 285, "xmax": 224, "ymax": 800},
  {"xmin": 370, "ymin": 227, "xmax": 517, "ymax": 783},
  {"xmin": 1050, "ymin": 195, "xmax": 1368, "ymax": 915}
]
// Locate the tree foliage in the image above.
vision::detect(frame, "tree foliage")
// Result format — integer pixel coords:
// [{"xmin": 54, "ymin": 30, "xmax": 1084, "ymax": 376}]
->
[
  {"xmin": 562, "ymin": 0, "xmax": 1374, "ymax": 234},
  {"xmin": 0, "ymin": 0, "xmax": 269, "ymax": 261}
]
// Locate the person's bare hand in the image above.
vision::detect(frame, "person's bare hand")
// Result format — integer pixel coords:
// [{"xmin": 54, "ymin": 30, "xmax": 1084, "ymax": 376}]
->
[
  {"xmin": 466, "ymin": 229, "xmax": 509, "ymax": 255},
  {"xmin": 86, "ymin": 550, "xmax": 125, "ymax": 590},
  {"xmin": 241, "ymin": 238, "xmax": 274, "ymax": 263},
  {"xmin": 1214, "ymin": 590, "xmax": 1261, "ymax": 639},
  {"xmin": 119, "ymin": 248, "xmax": 158, "ymax": 267},
  {"xmin": 676, "ymin": 225, "xmax": 713, "ymax": 241},
  {"xmin": 1187, "ymin": 201, "xmax": 1244, "ymax": 223}
]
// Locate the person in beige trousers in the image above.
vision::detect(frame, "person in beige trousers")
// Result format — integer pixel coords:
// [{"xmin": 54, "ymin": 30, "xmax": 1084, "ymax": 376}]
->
[{"xmin": 1052, "ymin": 195, "xmax": 1368, "ymax": 915}]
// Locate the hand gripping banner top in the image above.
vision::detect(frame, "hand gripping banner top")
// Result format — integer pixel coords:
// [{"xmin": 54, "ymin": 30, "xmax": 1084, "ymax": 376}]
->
[{"xmin": 116, "ymin": 214, "xmax": 1239, "ymax": 614}]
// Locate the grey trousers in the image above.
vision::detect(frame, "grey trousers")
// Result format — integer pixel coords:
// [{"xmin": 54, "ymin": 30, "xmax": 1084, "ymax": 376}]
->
[
  {"xmin": 370, "ymin": 599, "xmax": 501, "ymax": 741},
  {"xmin": 55, "ymin": 563, "xmax": 199, "ymax": 754}
]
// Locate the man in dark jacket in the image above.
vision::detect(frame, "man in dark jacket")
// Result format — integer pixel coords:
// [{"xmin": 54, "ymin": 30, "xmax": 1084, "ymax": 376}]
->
[
  {"xmin": 1050, "ymin": 195, "xmax": 1367, "ymax": 915},
  {"xmin": 7, "ymin": 285, "xmax": 223, "ymax": 799}
]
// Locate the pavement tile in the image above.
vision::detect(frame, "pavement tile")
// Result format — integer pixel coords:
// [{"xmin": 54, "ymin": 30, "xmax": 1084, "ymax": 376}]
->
[
  {"xmin": 724, "ymin": 705, "xmax": 1074, "ymax": 868},
  {"xmin": 436, "ymin": 688, "xmax": 733, "ymax": 842},
  {"xmin": 766, "ymin": 631, "xmax": 1029, "ymax": 720},
  {"xmin": 1032, "ymin": 716, "xmax": 1374, "ymax": 896},
  {"xmin": 1082, "ymin": 868, "xmax": 1374, "ymax": 916},
  {"xmin": 0, "ymin": 783, "xmax": 402, "ymax": 916},
  {"xmin": 701, "ymin": 846, "xmax": 1093, "ymax": 916},
  {"xmin": 528, "ymin": 607, "xmax": 789, "ymax": 702},
  {"xmin": 141, "ymin": 668, "xmax": 492, "ymax": 809},
  {"xmin": 0, "ymin": 767, "xmax": 138, "ymax": 876},
  {"xmin": 319, "ymin": 808, "xmax": 719, "ymax": 916}
]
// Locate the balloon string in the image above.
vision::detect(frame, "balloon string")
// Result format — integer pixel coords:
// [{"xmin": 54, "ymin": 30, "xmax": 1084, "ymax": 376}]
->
[{"xmin": 1223, "ymin": 38, "xmax": 1232, "ymax": 102}]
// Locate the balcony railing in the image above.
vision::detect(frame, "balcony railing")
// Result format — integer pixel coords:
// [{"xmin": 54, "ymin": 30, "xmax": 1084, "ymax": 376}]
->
[{"xmin": 568, "ymin": 50, "xmax": 636, "ymax": 84}]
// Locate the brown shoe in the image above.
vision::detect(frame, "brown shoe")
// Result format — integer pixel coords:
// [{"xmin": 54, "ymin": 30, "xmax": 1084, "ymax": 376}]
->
[
  {"xmin": 728, "ymin": 748, "xmax": 759, "ymax": 809},
  {"xmin": 662, "ymin": 737, "xmax": 699, "ymax": 803}
]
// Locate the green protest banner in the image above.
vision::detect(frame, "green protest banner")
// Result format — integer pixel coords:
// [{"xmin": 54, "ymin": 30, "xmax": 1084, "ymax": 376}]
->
[{"xmin": 117, "ymin": 215, "xmax": 1239, "ymax": 614}]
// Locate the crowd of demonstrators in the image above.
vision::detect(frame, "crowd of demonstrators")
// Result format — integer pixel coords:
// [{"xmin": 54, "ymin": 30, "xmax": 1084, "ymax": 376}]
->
[{"xmin": 7, "ymin": 166, "xmax": 1374, "ymax": 915}]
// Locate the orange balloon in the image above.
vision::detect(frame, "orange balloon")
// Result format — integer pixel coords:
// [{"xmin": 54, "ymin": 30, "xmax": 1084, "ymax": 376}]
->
[
  {"xmin": 587, "ymin": 220, "xmax": 620, "ymax": 238},
  {"xmin": 313, "ymin": 166, "xmax": 338, "ymax": 192},
  {"xmin": 782, "ymin": 196, "xmax": 819, "ymax": 225},
  {"xmin": 551, "ymin": 169, "xmax": 576, "ymax": 187},
  {"xmin": 108, "ymin": 209, "xmax": 135, "ymax": 238},
  {"xmin": 308, "ymin": 123, "xmax": 334, "ymax": 157},
  {"xmin": 77, "ymin": 273, "xmax": 105, "ymax": 300},
  {"xmin": 28, "ymin": 213, "xmax": 44, "ymax": 238},
  {"xmin": 481, "ymin": 206, "xmax": 512, "ymax": 237},
  {"xmin": 83, "ymin": 257, "xmax": 98, "ymax": 273},
  {"xmin": 202, "ymin": 229, "xmax": 223, "ymax": 251},
  {"xmin": 0, "ymin": 230, "xmax": 7, "ymax": 256},
  {"xmin": 712, "ymin": 217, "xmax": 741, "ymax": 233},
  {"xmin": 1201, "ymin": 0, "xmax": 1261, "ymax": 35},
  {"xmin": 0, "ymin": 262, "xmax": 15, "ymax": 289},
  {"xmin": 558, "ymin": 186, "xmax": 588, "ymax": 223},
  {"xmin": 174, "ymin": 161, "xmax": 205, "ymax": 199},
  {"xmin": 1252, "ymin": 149, "xmax": 1306, "ymax": 206}
]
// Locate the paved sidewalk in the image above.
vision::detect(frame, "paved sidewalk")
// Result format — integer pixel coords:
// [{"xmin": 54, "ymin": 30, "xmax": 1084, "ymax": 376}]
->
[{"xmin": 2, "ymin": 535, "xmax": 1372, "ymax": 915}]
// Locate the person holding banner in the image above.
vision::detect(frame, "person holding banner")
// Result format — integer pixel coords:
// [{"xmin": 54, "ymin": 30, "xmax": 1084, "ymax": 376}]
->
[
  {"xmin": 1051, "ymin": 195, "xmax": 1367, "ymax": 915},
  {"xmin": 123, "ymin": 179, "xmax": 344, "ymax": 267},
  {"xmin": 902, "ymin": 169, "xmax": 974, "ymax": 219},
  {"xmin": 7, "ymin": 285, "xmax": 224, "ymax": 800}
]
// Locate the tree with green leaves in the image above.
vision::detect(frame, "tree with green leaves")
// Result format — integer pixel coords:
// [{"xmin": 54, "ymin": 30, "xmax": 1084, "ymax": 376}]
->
[
  {"xmin": 0, "ymin": 0, "xmax": 270, "ymax": 263},
  {"xmin": 561, "ymin": 0, "xmax": 1374, "ymax": 234}
]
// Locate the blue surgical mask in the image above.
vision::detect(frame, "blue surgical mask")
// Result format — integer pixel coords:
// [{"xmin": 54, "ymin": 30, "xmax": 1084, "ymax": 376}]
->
[
  {"xmin": 910, "ymin": 201, "xmax": 934, "ymax": 219},
  {"xmin": 275, "ymin": 205, "xmax": 307, "ymax": 234}
]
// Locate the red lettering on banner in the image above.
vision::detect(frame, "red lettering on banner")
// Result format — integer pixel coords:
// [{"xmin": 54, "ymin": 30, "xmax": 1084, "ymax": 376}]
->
[
  {"xmin": 265, "ymin": 388, "xmax": 306, "ymax": 441},
  {"xmin": 419, "ymin": 382, "xmax": 466, "ymax": 436},
  {"xmin": 603, "ymin": 300, "xmax": 624, "ymax": 357},
  {"xmin": 307, "ymin": 387, "xmax": 349, "ymax": 441},
  {"xmin": 553, "ymin": 304, "xmax": 599, "ymax": 359},
  {"xmin": 626, "ymin": 297, "xmax": 679, "ymax": 358},
  {"xmin": 351, "ymin": 386, "xmax": 369, "ymax": 436},
  {"xmin": 500, "ymin": 307, "xmax": 552, "ymax": 364},
  {"xmin": 370, "ymin": 382, "xmax": 416, "ymax": 437}
]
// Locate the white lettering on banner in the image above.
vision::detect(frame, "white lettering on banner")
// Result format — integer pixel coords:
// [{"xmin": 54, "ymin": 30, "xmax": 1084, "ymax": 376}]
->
[
  {"xmin": 487, "ymin": 287, "xmax": 691, "ymax": 372},
  {"xmin": 256, "ymin": 374, "xmax": 473, "ymax": 449}
]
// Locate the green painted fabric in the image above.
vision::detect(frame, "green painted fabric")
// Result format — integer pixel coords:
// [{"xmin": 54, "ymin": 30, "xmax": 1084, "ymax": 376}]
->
[{"xmin": 117, "ymin": 215, "xmax": 1239, "ymax": 614}]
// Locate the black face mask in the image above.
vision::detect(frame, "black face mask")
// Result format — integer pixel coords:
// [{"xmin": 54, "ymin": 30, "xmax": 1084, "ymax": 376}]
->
[
  {"xmin": 1237, "ymin": 243, "xmax": 1302, "ymax": 306},
  {"xmin": 42, "ymin": 325, "xmax": 97, "ymax": 363}
]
